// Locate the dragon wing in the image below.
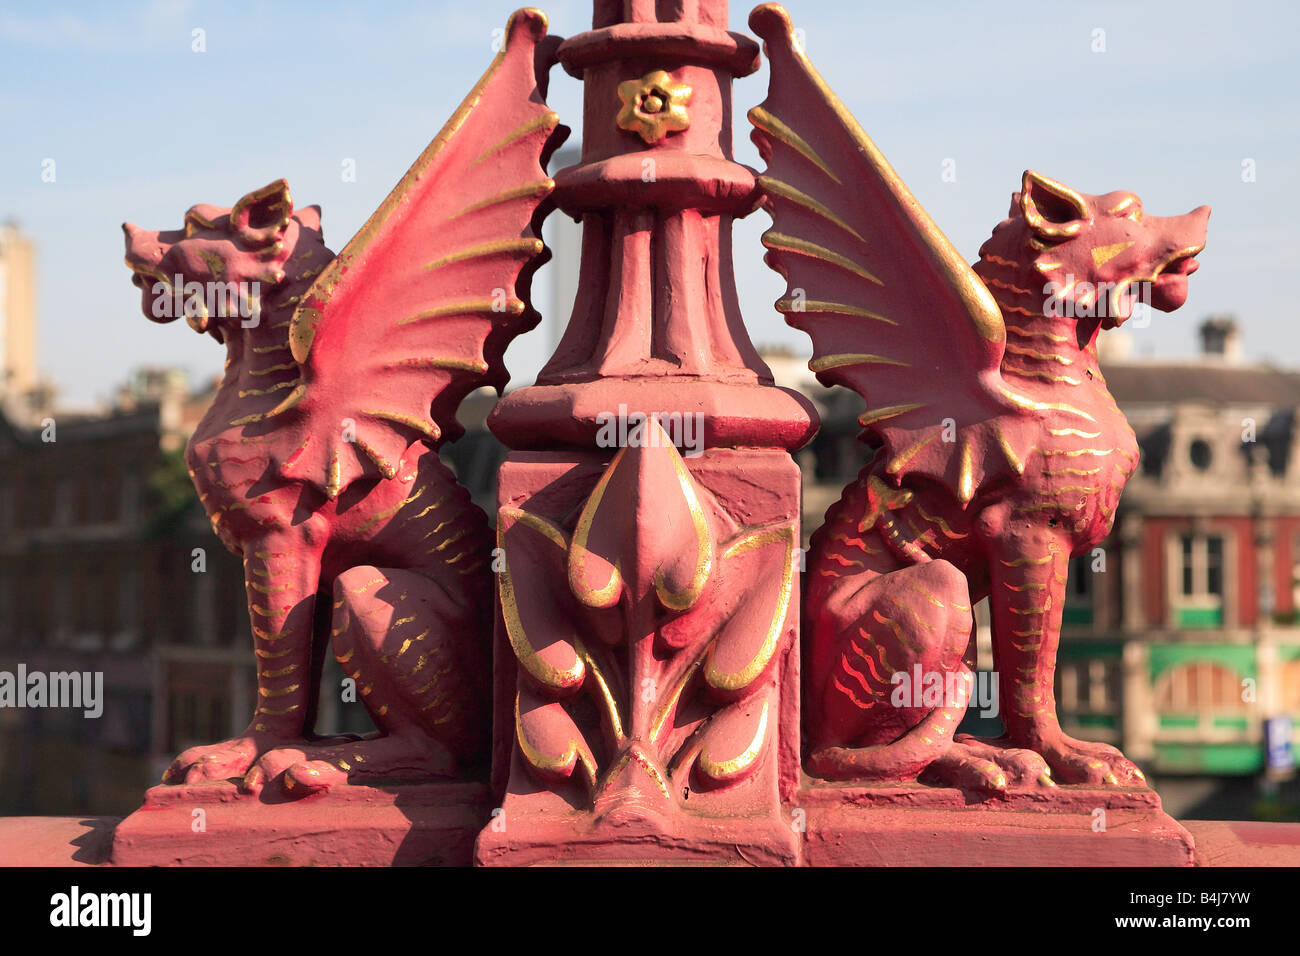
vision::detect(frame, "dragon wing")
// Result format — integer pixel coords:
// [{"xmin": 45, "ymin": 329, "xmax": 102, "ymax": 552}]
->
[
  {"xmin": 747, "ymin": 4, "xmax": 1032, "ymax": 504},
  {"xmin": 264, "ymin": 9, "xmax": 566, "ymax": 499}
]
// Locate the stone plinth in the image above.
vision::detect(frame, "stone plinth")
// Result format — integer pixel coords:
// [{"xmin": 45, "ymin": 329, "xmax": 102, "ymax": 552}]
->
[
  {"xmin": 11, "ymin": 814, "xmax": 1300, "ymax": 866},
  {"xmin": 797, "ymin": 781, "xmax": 1195, "ymax": 866},
  {"xmin": 111, "ymin": 781, "xmax": 487, "ymax": 867},
  {"xmin": 475, "ymin": 449, "xmax": 804, "ymax": 865}
]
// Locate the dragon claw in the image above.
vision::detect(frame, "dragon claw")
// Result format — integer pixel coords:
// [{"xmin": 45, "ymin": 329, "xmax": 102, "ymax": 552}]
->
[
  {"xmin": 241, "ymin": 766, "xmax": 265, "ymax": 794},
  {"xmin": 283, "ymin": 761, "xmax": 342, "ymax": 795},
  {"xmin": 1032, "ymin": 735, "xmax": 1147, "ymax": 787}
]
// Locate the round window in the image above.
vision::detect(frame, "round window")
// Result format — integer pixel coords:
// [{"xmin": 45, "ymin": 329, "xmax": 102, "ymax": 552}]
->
[{"xmin": 1189, "ymin": 439, "xmax": 1213, "ymax": 470}]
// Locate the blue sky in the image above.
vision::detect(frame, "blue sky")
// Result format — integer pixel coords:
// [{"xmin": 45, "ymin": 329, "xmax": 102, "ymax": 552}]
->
[{"xmin": 1, "ymin": 0, "xmax": 1297, "ymax": 406}]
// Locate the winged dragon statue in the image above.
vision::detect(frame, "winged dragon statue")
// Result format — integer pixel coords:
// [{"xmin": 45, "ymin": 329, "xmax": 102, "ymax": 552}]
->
[
  {"xmin": 122, "ymin": 9, "xmax": 567, "ymax": 795},
  {"xmin": 749, "ymin": 4, "xmax": 1209, "ymax": 794}
]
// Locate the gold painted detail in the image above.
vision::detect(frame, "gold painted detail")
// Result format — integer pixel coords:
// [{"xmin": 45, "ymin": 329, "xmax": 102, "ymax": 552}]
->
[
  {"xmin": 887, "ymin": 432, "xmax": 937, "ymax": 475},
  {"xmin": 569, "ymin": 420, "xmax": 713, "ymax": 613},
  {"xmin": 957, "ymin": 440, "xmax": 975, "ymax": 505},
  {"xmin": 777, "ymin": 298, "xmax": 897, "ymax": 326},
  {"xmin": 471, "ymin": 111, "xmax": 560, "ymax": 168},
  {"xmin": 497, "ymin": 511, "xmax": 585, "ymax": 692},
  {"xmin": 514, "ymin": 695, "xmax": 597, "ymax": 791},
  {"xmin": 706, "ymin": 524, "xmax": 797, "ymax": 692},
  {"xmin": 616, "ymin": 69, "xmax": 692, "ymax": 145},
  {"xmin": 984, "ymin": 276, "xmax": 1033, "ymax": 296},
  {"xmin": 859, "ymin": 403, "xmax": 925, "ymax": 427},
  {"xmin": 999, "ymin": 387, "xmax": 1097, "ymax": 423},
  {"xmin": 810, "ymin": 352, "xmax": 908, "ymax": 372},
  {"xmin": 1091, "ymin": 240, "xmax": 1134, "ymax": 269},
  {"xmin": 1002, "ymin": 365, "xmax": 1082, "ymax": 386},
  {"xmin": 397, "ymin": 299, "xmax": 522, "ymax": 329},
  {"xmin": 360, "ymin": 409, "xmax": 440, "ymax": 444},
  {"xmin": 757, "ymin": 176, "xmax": 864, "ymax": 242},
  {"xmin": 423, "ymin": 238, "xmax": 543, "ymax": 273},
  {"xmin": 451, "ymin": 179, "xmax": 554, "ymax": 219},
  {"xmin": 762, "ymin": 232, "xmax": 883, "ymax": 285},
  {"xmin": 748, "ymin": 106, "xmax": 840, "ymax": 183},
  {"xmin": 698, "ymin": 700, "xmax": 770, "ymax": 782},
  {"xmin": 1005, "ymin": 343, "xmax": 1072, "ymax": 365},
  {"xmin": 991, "ymin": 421, "xmax": 1026, "ymax": 475}
]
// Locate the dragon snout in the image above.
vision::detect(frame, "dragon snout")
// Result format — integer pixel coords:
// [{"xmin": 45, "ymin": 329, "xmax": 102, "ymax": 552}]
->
[
  {"xmin": 1132, "ymin": 205, "xmax": 1208, "ymax": 315},
  {"xmin": 122, "ymin": 222, "xmax": 164, "ymax": 273},
  {"xmin": 122, "ymin": 223, "xmax": 181, "ymax": 323},
  {"xmin": 1161, "ymin": 205, "xmax": 1210, "ymax": 257}
]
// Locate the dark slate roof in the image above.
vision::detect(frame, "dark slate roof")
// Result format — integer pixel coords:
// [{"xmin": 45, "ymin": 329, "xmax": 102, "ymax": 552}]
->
[
  {"xmin": 1102, "ymin": 362, "xmax": 1300, "ymax": 405},
  {"xmin": 816, "ymin": 361, "xmax": 1300, "ymax": 432}
]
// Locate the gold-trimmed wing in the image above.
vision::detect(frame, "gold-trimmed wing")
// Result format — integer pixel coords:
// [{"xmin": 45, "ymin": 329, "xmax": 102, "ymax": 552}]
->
[
  {"xmin": 262, "ymin": 9, "xmax": 567, "ymax": 498},
  {"xmin": 748, "ymin": 3, "xmax": 1032, "ymax": 503}
]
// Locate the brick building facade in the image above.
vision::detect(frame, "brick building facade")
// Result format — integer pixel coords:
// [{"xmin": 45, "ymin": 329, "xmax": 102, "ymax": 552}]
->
[{"xmin": 0, "ymin": 372, "xmax": 255, "ymax": 814}]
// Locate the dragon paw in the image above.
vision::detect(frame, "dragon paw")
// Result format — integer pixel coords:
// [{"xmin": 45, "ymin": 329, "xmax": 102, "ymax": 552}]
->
[
  {"xmin": 240, "ymin": 744, "xmax": 352, "ymax": 797},
  {"xmin": 1033, "ymin": 734, "xmax": 1146, "ymax": 787},
  {"xmin": 242, "ymin": 756, "xmax": 346, "ymax": 797},
  {"xmin": 162, "ymin": 731, "xmax": 304, "ymax": 785},
  {"xmin": 925, "ymin": 735, "xmax": 1056, "ymax": 796},
  {"xmin": 239, "ymin": 732, "xmax": 458, "ymax": 798}
]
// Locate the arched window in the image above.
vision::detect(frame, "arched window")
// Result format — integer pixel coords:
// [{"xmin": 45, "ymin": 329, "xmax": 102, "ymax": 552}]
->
[{"xmin": 1154, "ymin": 660, "xmax": 1246, "ymax": 712}]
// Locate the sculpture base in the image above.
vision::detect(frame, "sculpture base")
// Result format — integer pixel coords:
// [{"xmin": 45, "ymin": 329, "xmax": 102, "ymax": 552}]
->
[
  {"xmin": 106, "ymin": 778, "xmax": 1196, "ymax": 865},
  {"xmin": 110, "ymin": 780, "xmax": 488, "ymax": 867},
  {"xmin": 475, "ymin": 801, "xmax": 800, "ymax": 866},
  {"xmin": 798, "ymin": 780, "xmax": 1195, "ymax": 866}
]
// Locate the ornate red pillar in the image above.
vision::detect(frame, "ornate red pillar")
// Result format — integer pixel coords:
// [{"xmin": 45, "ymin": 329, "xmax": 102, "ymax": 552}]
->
[{"xmin": 476, "ymin": 0, "xmax": 817, "ymax": 864}]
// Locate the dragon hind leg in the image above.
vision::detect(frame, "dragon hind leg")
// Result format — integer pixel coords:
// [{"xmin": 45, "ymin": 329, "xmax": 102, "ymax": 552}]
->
[
  {"xmin": 808, "ymin": 559, "xmax": 974, "ymax": 782},
  {"xmin": 244, "ymin": 565, "xmax": 490, "ymax": 796}
]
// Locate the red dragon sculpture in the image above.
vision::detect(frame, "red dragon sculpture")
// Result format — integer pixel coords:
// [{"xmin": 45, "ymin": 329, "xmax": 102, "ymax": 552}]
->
[
  {"xmin": 122, "ymin": 10, "xmax": 566, "ymax": 795},
  {"xmin": 749, "ymin": 4, "xmax": 1209, "ymax": 794}
]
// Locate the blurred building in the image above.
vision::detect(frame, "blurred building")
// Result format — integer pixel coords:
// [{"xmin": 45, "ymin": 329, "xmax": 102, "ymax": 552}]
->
[
  {"xmin": 0, "ymin": 222, "xmax": 53, "ymax": 425},
  {"xmin": 0, "ymin": 369, "xmax": 510, "ymax": 816},
  {"xmin": 783, "ymin": 318, "xmax": 1300, "ymax": 783},
  {"xmin": 1056, "ymin": 318, "xmax": 1300, "ymax": 777},
  {"xmin": 0, "ymin": 370, "xmax": 253, "ymax": 815}
]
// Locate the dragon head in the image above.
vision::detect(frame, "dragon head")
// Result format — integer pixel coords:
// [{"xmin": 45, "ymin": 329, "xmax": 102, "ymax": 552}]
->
[
  {"xmin": 999, "ymin": 170, "xmax": 1209, "ymax": 331},
  {"xmin": 122, "ymin": 179, "xmax": 330, "ymax": 341}
]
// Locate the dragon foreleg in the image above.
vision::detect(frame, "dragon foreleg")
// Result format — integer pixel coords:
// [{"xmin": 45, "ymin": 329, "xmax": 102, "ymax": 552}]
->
[
  {"xmin": 984, "ymin": 520, "xmax": 1145, "ymax": 786},
  {"xmin": 161, "ymin": 532, "xmax": 324, "ymax": 785}
]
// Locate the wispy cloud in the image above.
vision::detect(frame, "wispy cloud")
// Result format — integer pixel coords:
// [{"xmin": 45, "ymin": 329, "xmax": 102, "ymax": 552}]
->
[{"xmin": 0, "ymin": 0, "xmax": 194, "ymax": 52}]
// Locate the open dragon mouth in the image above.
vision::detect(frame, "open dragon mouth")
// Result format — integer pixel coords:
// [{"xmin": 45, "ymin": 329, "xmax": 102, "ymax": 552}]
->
[
  {"xmin": 1161, "ymin": 251, "xmax": 1201, "ymax": 277},
  {"xmin": 126, "ymin": 261, "xmax": 191, "ymax": 327},
  {"xmin": 1149, "ymin": 246, "xmax": 1203, "ymax": 312},
  {"xmin": 1101, "ymin": 247, "xmax": 1203, "ymax": 328}
]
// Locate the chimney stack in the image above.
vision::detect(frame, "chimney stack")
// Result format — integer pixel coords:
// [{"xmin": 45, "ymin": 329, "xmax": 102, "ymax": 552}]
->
[{"xmin": 1199, "ymin": 316, "xmax": 1242, "ymax": 363}]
